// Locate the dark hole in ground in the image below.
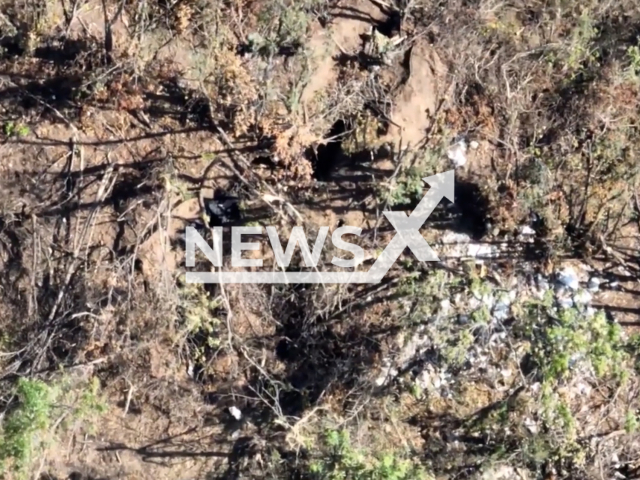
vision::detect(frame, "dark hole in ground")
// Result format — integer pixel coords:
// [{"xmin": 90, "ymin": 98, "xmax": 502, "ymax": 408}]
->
[
  {"xmin": 205, "ymin": 191, "xmax": 241, "ymax": 227},
  {"xmin": 429, "ymin": 179, "xmax": 491, "ymax": 240},
  {"xmin": 251, "ymin": 155, "xmax": 276, "ymax": 170},
  {"xmin": 565, "ymin": 220, "xmax": 593, "ymax": 256},
  {"xmin": 265, "ymin": 286, "xmax": 379, "ymax": 418},
  {"xmin": 0, "ymin": 35, "xmax": 24, "ymax": 58},
  {"xmin": 8, "ymin": 76, "xmax": 84, "ymax": 115},
  {"xmin": 454, "ymin": 179, "xmax": 492, "ymax": 239},
  {"xmin": 308, "ymin": 119, "xmax": 347, "ymax": 181},
  {"xmin": 34, "ymin": 38, "xmax": 94, "ymax": 65},
  {"xmin": 306, "ymin": 119, "xmax": 383, "ymax": 182},
  {"xmin": 376, "ymin": 10, "xmax": 402, "ymax": 38}
]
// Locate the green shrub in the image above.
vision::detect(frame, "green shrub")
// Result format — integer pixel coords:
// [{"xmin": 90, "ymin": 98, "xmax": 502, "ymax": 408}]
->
[
  {"xmin": 308, "ymin": 429, "xmax": 432, "ymax": 480},
  {"xmin": 0, "ymin": 377, "xmax": 106, "ymax": 478},
  {"xmin": 0, "ymin": 378, "xmax": 57, "ymax": 477}
]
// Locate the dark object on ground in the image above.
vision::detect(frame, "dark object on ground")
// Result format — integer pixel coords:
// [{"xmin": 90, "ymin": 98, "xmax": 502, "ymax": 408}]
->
[{"xmin": 205, "ymin": 192, "xmax": 241, "ymax": 226}]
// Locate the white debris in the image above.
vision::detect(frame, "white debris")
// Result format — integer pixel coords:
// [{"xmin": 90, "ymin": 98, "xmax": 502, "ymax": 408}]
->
[
  {"xmin": 442, "ymin": 232, "xmax": 471, "ymax": 244},
  {"xmin": 467, "ymin": 242, "xmax": 496, "ymax": 259},
  {"xmin": 229, "ymin": 406, "xmax": 242, "ymax": 420},
  {"xmin": 493, "ymin": 303, "xmax": 510, "ymax": 321},
  {"xmin": 557, "ymin": 266, "xmax": 579, "ymax": 290},
  {"xmin": 519, "ymin": 225, "xmax": 536, "ymax": 235},
  {"xmin": 415, "ymin": 365, "xmax": 450, "ymax": 392},
  {"xmin": 576, "ymin": 382, "xmax": 592, "ymax": 396},
  {"xmin": 375, "ymin": 358, "xmax": 398, "ymax": 386},
  {"xmin": 534, "ymin": 274, "xmax": 550, "ymax": 297},
  {"xmin": 469, "ymin": 140, "xmax": 479, "ymax": 150},
  {"xmin": 441, "ymin": 232, "xmax": 498, "ymax": 260},
  {"xmin": 439, "ymin": 298, "xmax": 451, "ymax": 316},
  {"xmin": 574, "ymin": 290, "xmax": 593, "ymax": 306},
  {"xmin": 524, "ymin": 417, "xmax": 538, "ymax": 434},
  {"xmin": 447, "ymin": 140, "xmax": 468, "ymax": 168},
  {"xmin": 587, "ymin": 277, "xmax": 601, "ymax": 292},
  {"xmin": 556, "ymin": 291, "xmax": 574, "ymax": 309}
]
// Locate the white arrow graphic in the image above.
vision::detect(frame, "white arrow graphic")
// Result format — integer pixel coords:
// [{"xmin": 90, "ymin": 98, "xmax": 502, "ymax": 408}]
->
[{"xmin": 363, "ymin": 170, "xmax": 455, "ymax": 282}]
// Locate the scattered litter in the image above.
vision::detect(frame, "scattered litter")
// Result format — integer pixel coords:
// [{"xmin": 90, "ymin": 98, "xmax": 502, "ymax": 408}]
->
[
  {"xmin": 469, "ymin": 140, "xmax": 479, "ymax": 150},
  {"xmin": 574, "ymin": 290, "xmax": 593, "ymax": 306},
  {"xmin": 375, "ymin": 359, "xmax": 398, "ymax": 386},
  {"xmin": 493, "ymin": 295, "xmax": 511, "ymax": 322},
  {"xmin": 442, "ymin": 232, "xmax": 471, "ymax": 243},
  {"xmin": 493, "ymin": 302, "xmax": 510, "ymax": 321},
  {"xmin": 519, "ymin": 225, "xmax": 535, "ymax": 235},
  {"xmin": 229, "ymin": 406, "xmax": 242, "ymax": 420},
  {"xmin": 587, "ymin": 277, "xmax": 601, "ymax": 292},
  {"xmin": 524, "ymin": 417, "xmax": 538, "ymax": 434},
  {"xmin": 415, "ymin": 365, "xmax": 450, "ymax": 392},
  {"xmin": 535, "ymin": 274, "xmax": 550, "ymax": 295},
  {"xmin": 441, "ymin": 232, "xmax": 498, "ymax": 260},
  {"xmin": 446, "ymin": 140, "xmax": 467, "ymax": 168},
  {"xmin": 556, "ymin": 290, "xmax": 574, "ymax": 309},
  {"xmin": 556, "ymin": 267, "xmax": 579, "ymax": 290}
]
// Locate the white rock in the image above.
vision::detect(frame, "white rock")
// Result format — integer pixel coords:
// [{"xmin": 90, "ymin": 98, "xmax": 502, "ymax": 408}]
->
[
  {"xmin": 557, "ymin": 267, "xmax": 579, "ymax": 290},
  {"xmin": 446, "ymin": 141, "xmax": 468, "ymax": 168},
  {"xmin": 587, "ymin": 277, "xmax": 601, "ymax": 292},
  {"xmin": 524, "ymin": 417, "xmax": 538, "ymax": 434},
  {"xmin": 439, "ymin": 299, "xmax": 451, "ymax": 315},
  {"xmin": 557, "ymin": 293, "xmax": 574, "ymax": 309},
  {"xmin": 442, "ymin": 232, "xmax": 472, "ymax": 243},
  {"xmin": 469, "ymin": 140, "xmax": 479, "ymax": 150},
  {"xmin": 229, "ymin": 406, "xmax": 242, "ymax": 420},
  {"xmin": 519, "ymin": 225, "xmax": 536, "ymax": 235},
  {"xmin": 467, "ymin": 242, "xmax": 496, "ymax": 259},
  {"xmin": 493, "ymin": 305, "xmax": 510, "ymax": 321}
]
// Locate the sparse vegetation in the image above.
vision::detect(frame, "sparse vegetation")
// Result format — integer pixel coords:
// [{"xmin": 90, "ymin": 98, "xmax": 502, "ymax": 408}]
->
[
  {"xmin": 0, "ymin": 377, "xmax": 105, "ymax": 478},
  {"xmin": 308, "ymin": 429, "xmax": 431, "ymax": 480}
]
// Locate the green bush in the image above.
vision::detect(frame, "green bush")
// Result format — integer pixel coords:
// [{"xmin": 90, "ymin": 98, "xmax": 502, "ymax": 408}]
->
[
  {"xmin": 308, "ymin": 429, "xmax": 432, "ymax": 480},
  {"xmin": 0, "ymin": 378, "xmax": 57, "ymax": 476},
  {"xmin": 0, "ymin": 376, "xmax": 106, "ymax": 478}
]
